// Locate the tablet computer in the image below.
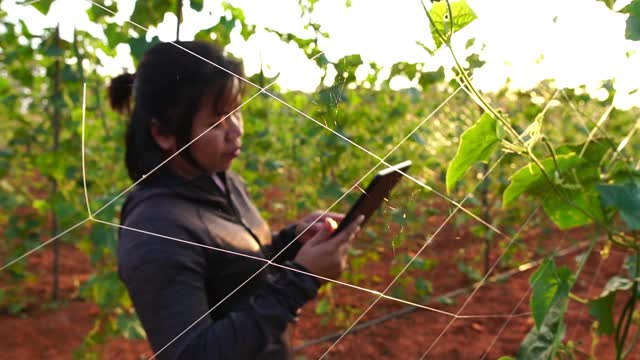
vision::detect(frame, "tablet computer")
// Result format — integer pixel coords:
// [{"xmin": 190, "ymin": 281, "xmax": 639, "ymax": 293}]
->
[{"xmin": 334, "ymin": 160, "xmax": 412, "ymax": 235}]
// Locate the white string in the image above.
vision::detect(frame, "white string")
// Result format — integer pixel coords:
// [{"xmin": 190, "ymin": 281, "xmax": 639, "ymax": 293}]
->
[
  {"xmin": 0, "ymin": 78, "xmax": 277, "ymax": 271},
  {"xmin": 145, "ymin": 85, "xmax": 467, "ymax": 359},
  {"xmin": 0, "ymin": 218, "xmax": 91, "ymax": 271},
  {"xmin": 85, "ymin": 0, "xmax": 507, "ymax": 243},
  {"xmin": 4, "ymin": 7, "xmax": 519, "ymax": 359},
  {"xmin": 81, "ymin": 82, "xmax": 92, "ymax": 218},
  {"xmin": 7, "ymin": 1, "xmax": 611, "ymax": 358},
  {"xmin": 94, "ymin": 218, "xmax": 531, "ymax": 321},
  {"xmin": 17, "ymin": 0, "xmax": 44, "ymax": 6}
]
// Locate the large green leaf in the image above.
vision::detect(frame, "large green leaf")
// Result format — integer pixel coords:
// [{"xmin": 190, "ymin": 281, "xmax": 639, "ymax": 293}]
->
[
  {"xmin": 428, "ymin": 0, "xmax": 478, "ymax": 49},
  {"xmin": 517, "ymin": 297, "xmax": 568, "ymax": 360},
  {"xmin": 588, "ymin": 276, "xmax": 635, "ymax": 334},
  {"xmin": 621, "ymin": 0, "xmax": 640, "ymax": 41},
  {"xmin": 530, "ymin": 259, "xmax": 573, "ymax": 330},
  {"xmin": 503, "ymin": 153, "xmax": 584, "ymax": 207},
  {"xmin": 541, "ymin": 188, "xmax": 604, "ymax": 230},
  {"xmin": 556, "ymin": 139, "xmax": 609, "ymax": 166},
  {"xmin": 446, "ymin": 112, "xmax": 500, "ymax": 193},
  {"xmin": 596, "ymin": 180, "xmax": 640, "ymax": 230},
  {"xmin": 534, "ymin": 140, "xmax": 609, "ymax": 228}
]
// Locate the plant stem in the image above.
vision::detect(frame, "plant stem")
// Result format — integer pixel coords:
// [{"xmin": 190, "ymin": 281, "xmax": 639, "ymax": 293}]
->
[
  {"xmin": 568, "ymin": 292, "xmax": 588, "ymax": 304},
  {"xmin": 176, "ymin": 0, "xmax": 183, "ymax": 41},
  {"xmin": 615, "ymin": 291, "xmax": 634, "ymax": 359},
  {"xmin": 423, "ymin": 0, "xmax": 616, "ymax": 235},
  {"xmin": 614, "ymin": 249, "xmax": 639, "ymax": 359},
  {"xmin": 480, "ymin": 162, "xmax": 492, "ymax": 274},
  {"xmin": 622, "ymin": 324, "xmax": 640, "ymax": 359},
  {"xmin": 542, "ymin": 137, "xmax": 560, "ymax": 178}
]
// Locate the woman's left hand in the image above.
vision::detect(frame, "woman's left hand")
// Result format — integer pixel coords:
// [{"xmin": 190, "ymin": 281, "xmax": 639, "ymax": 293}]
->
[{"xmin": 294, "ymin": 211, "xmax": 344, "ymax": 244}]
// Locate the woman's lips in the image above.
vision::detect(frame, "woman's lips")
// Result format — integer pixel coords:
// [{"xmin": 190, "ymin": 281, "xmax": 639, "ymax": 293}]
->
[{"xmin": 226, "ymin": 148, "xmax": 241, "ymax": 158}]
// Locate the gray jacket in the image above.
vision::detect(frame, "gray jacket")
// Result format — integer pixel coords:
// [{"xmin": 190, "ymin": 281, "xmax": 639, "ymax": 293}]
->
[{"xmin": 117, "ymin": 168, "xmax": 319, "ymax": 359}]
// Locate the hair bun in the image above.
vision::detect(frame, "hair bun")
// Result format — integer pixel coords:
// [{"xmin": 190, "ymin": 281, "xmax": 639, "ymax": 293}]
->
[{"xmin": 108, "ymin": 72, "xmax": 135, "ymax": 114}]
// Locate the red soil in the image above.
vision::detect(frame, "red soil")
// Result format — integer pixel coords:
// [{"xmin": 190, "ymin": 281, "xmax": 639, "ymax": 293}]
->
[{"xmin": 1, "ymin": 209, "xmax": 638, "ymax": 359}]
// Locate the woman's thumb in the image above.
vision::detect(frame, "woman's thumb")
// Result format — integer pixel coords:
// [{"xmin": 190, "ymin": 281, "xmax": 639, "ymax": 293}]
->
[{"xmin": 306, "ymin": 218, "xmax": 337, "ymax": 246}]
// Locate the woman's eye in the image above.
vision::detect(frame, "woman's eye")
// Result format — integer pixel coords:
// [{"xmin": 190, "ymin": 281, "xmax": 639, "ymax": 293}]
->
[{"xmin": 210, "ymin": 115, "xmax": 230, "ymax": 129}]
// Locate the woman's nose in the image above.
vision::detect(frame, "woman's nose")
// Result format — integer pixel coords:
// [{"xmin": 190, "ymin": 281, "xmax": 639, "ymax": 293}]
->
[{"xmin": 226, "ymin": 113, "xmax": 243, "ymax": 139}]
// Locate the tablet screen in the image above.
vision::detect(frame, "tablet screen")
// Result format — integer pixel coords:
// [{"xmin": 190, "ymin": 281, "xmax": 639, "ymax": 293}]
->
[{"xmin": 334, "ymin": 160, "xmax": 412, "ymax": 235}]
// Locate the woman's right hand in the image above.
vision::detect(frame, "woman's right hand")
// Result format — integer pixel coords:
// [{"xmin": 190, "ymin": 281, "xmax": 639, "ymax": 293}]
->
[{"xmin": 293, "ymin": 215, "xmax": 364, "ymax": 283}]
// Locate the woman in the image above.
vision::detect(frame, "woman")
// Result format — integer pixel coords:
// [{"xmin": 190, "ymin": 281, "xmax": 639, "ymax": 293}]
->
[{"xmin": 109, "ymin": 41, "xmax": 363, "ymax": 360}]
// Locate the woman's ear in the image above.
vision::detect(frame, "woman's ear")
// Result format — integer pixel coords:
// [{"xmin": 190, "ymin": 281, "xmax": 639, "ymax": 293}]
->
[{"xmin": 150, "ymin": 119, "xmax": 177, "ymax": 153}]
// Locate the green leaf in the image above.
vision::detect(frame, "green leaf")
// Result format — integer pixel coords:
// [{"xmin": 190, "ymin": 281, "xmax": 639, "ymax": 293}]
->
[
  {"xmin": 588, "ymin": 276, "xmax": 634, "ymax": 334},
  {"xmin": 517, "ymin": 296, "xmax": 568, "ymax": 360},
  {"xmin": 104, "ymin": 23, "xmax": 130, "ymax": 51},
  {"xmin": 28, "ymin": 0, "xmax": 54, "ymax": 15},
  {"xmin": 0, "ymin": 149, "xmax": 11, "ymax": 178},
  {"xmin": 415, "ymin": 277, "xmax": 432, "ymax": 299},
  {"xmin": 128, "ymin": 35, "xmax": 161, "ymax": 65},
  {"xmin": 87, "ymin": 1, "xmax": 117, "ymax": 22},
  {"xmin": 503, "ymin": 153, "xmax": 584, "ymax": 207},
  {"xmin": 541, "ymin": 188, "xmax": 604, "ymax": 230},
  {"xmin": 428, "ymin": 0, "xmax": 478, "ymax": 49},
  {"xmin": 596, "ymin": 181, "xmax": 640, "ymax": 230},
  {"xmin": 80, "ymin": 273, "xmax": 128, "ymax": 309},
  {"xmin": 621, "ymin": 0, "xmax": 640, "ymax": 41},
  {"xmin": 334, "ymin": 54, "xmax": 363, "ymax": 86},
  {"xmin": 597, "ymin": 0, "xmax": 616, "ymax": 9},
  {"xmin": 588, "ymin": 294, "xmax": 615, "ymax": 334},
  {"xmin": 195, "ymin": 17, "xmax": 236, "ymax": 47},
  {"xmin": 530, "ymin": 259, "xmax": 573, "ymax": 330},
  {"xmin": 446, "ymin": 112, "xmax": 500, "ymax": 193},
  {"xmin": 556, "ymin": 138, "xmax": 609, "ymax": 159},
  {"xmin": 190, "ymin": 0, "xmax": 204, "ymax": 11},
  {"xmin": 315, "ymin": 299, "xmax": 331, "ymax": 315},
  {"xmin": 116, "ymin": 313, "xmax": 146, "ymax": 340},
  {"xmin": 131, "ymin": 0, "xmax": 175, "ymax": 29},
  {"xmin": 418, "ymin": 66, "xmax": 445, "ymax": 89}
]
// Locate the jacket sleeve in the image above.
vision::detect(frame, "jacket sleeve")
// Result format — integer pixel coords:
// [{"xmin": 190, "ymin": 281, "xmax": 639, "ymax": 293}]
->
[
  {"xmin": 266, "ymin": 224, "xmax": 303, "ymax": 263},
  {"xmin": 118, "ymin": 216, "xmax": 319, "ymax": 360}
]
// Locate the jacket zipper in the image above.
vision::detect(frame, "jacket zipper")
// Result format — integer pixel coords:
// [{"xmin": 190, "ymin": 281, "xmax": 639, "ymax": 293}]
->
[{"xmin": 220, "ymin": 175, "xmax": 267, "ymax": 255}]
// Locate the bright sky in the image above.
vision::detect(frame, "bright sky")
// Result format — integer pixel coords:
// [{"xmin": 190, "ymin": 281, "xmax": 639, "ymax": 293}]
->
[{"xmin": 3, "ymin": 0, "xmax": 640, "ymax": 109}]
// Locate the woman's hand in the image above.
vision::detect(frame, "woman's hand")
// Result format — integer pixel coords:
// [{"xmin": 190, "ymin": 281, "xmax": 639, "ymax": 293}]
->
[
  {"xmin": 293, "ymin": 215, "xmax": 364, "ymax": 283},
  {"xmin": 294, "ymin": 211, "xmax": 345, "ymax": 244}
]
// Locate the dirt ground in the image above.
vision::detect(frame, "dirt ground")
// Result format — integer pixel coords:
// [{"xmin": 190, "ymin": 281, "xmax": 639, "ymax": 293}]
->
[{"xmin": 1, "ymin": 209, "xmax": 638, "ymax": 360}]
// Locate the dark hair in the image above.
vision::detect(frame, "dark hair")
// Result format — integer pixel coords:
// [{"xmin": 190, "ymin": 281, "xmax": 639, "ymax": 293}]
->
[{"xmin": 108, "ymin": 41, "xmax": 244, "ymax": 182}]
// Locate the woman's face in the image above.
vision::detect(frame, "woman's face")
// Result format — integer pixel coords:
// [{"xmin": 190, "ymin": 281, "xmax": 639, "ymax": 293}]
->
[{"xmin": 189, "ymin": 83, "xmax": 244, "ymax": 174}]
